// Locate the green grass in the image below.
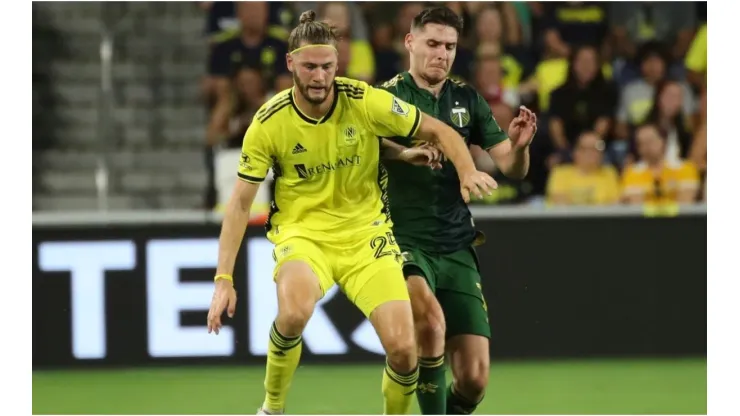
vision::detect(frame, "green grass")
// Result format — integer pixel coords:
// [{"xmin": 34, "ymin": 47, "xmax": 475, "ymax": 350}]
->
[{"xmin": 33, "ymin": 358, "xmax": 706, "ymax": 415}]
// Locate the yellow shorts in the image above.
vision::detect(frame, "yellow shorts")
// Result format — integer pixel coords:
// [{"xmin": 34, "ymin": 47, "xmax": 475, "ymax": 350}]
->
[{"xmin": 271, "ymin": 225, "xmax": 409, "ymax": 317}]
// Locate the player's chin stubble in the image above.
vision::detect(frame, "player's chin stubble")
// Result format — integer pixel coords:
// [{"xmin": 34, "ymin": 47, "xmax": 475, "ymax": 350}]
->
[{"xmin": 294, "ymin": 75, "xmax": 329, "ymax": 105}]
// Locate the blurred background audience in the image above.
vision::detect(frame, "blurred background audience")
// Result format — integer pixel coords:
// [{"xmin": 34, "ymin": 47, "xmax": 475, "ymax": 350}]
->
[{"xmin": 31, "ymin": 1, "xmax": 709, "ymax": 212}]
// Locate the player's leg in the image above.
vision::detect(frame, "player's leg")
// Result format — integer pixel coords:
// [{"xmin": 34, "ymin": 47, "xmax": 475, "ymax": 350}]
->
[
  {"xmin": 403, "ymin": 250, "xmax": 448, "ymax": 415},
  {"xmin": 436, "ymin": 248, "xmax": 492, "ymax": 415},
  {"xmin": 445, "ymin": 333, "xmax": 490, "ymax": 415},
  {"xmin": 261, "ymin": 238, "xmax": 334, "ymax": 414},
  {"xmin": 342, "ymin": 231, "xmax": 419, "ymax": 414}
]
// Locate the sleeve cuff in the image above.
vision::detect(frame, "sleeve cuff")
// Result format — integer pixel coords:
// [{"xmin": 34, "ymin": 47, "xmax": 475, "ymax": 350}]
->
[
  {"xmin": 238, "ymin": 172, "xmax": 265, "ymax": 183},
  {"xmin": 405, "ymin": 108, "xmax": 422, "ymax": 139}
]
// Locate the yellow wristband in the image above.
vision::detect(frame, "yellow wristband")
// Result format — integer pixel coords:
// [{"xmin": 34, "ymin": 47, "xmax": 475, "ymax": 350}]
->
[{"xmin": 214, "ymin": 274, "xmax": 233, "ymax": 283}]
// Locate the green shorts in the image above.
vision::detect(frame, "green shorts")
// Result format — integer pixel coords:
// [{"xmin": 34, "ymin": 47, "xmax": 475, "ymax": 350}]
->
[{"xmin": 401, "ymin": 246, "xmax": 491, "ymax": 339}]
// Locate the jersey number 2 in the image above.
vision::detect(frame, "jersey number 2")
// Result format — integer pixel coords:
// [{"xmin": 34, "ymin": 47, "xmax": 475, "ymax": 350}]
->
[{"xmin": 371, "ymin": 232, "xmax": 396, "ymax": 259}]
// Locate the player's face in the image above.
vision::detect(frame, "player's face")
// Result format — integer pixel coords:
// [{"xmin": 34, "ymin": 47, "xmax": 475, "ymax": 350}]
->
[
  {"xmin": 287, "ymin": 46, "xmax": 338, "ymax": 105},
  {"xmin": 636, "ymin": 126, "xmax": 665, "ymax": 162},
  {"xmin": 406, "ymin": 23, "xmax": 458, "ymax": 84}
]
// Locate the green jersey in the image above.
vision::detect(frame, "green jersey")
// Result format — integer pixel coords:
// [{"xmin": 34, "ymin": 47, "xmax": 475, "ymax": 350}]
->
[{"xmin": 380, "ymin": 72, "xmax": 508, "ymax": 253}]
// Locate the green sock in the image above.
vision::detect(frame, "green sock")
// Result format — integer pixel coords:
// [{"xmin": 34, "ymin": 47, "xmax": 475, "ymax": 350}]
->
[
  {"xmin": 446, "ymin": 383, "xmax": 482, "ymax": 415},
  {"xmin": 416, "ymin": 355, "xmax": 447, "ymax": 414}
]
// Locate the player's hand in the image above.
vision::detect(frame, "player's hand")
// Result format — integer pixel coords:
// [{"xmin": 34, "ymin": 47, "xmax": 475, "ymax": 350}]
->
[
  {"xmin": 459, "ymin": 170, "xmax": 498, "ymax": 203},
  {"xmin": 508, "ymin": 106, "xmax": 538, "ymax": 149},
  {"xmin": 398, "ymin": 145, "xmax": 443, "ymax": 170},
  {"xmin": 207, "ymin": 278, "xmax": 237, "ymax": 335}
]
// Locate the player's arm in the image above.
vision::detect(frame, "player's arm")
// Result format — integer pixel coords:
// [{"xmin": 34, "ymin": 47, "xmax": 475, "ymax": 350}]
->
[
  {"xmin": 365, "ymin": 86, "xmax": 495, "ymax": 201},
  {"xmin": 474, "ymin": 93, "xmax": 533, "ymax": 179},
  {"xmin": 380, "ymin": 138, "xmax": 442, "ymax": 169},
  {"xmin": 215, "ymin": 121, "xmax": 274, "ymax": 279}
]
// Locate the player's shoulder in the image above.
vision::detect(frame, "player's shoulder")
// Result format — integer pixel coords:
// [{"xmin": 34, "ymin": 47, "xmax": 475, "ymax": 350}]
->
[
  {"xmin": 335, "ymin": 76, "xmax": 371, "ymax": 99},
  {"xmin": 377, "ymin": 73, "xmax": 406, "ymax": 93},
  {"xmin": 448, "ymin": 77, "xmax": 485, "ymax": 102},
  {"xmin": 254, "ymin": 89, "xmax": 293, "ymax": 126}
]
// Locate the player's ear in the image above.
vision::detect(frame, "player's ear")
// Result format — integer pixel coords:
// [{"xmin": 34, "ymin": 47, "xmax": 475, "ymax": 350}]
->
[
  {"xmin": 404, "ymin": 33, "xmax": 413, "ymax": 52},
  {"xmin": 286, "ymin": 53, "xmax": 294, "ymax": 73}
]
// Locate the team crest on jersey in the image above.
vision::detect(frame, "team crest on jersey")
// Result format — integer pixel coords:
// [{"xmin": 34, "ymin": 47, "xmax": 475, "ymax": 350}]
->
[
  {"xmin": 450, "ymin": 106, "xmax": 470, "ymax": 128},
  {"xmin": 391, "ymin": 97, "xmax": 410, "ymax": 117},
  {"xmin": 342, "ymin": 125, "xmax": 359, "ymax": 146}
]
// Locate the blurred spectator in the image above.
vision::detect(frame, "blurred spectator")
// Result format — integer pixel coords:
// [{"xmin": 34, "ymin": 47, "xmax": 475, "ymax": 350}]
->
[
  {"xmin": 518, "ymin": 47, "xmax": 612, "ymax": 114},
  {"xmin": 318, "ymin": 2, "xmax": 375, "ymax": 83},
  {"xmin": 475, "ymin": 55, "xmax": 520, "ymax": 110},
  {"xmin": 622, "ymin": 124, "xmax": 699, "ymax": 205},
  {"xmin": 614, "ymin": 42, "xmax": 695, "ymax": 164},
  {"xmin": 610, "ymin": 3, "xmax": 696, "ymax": 82},
  {"xmin": 684, "ymin": 24, "xmax": 707, "ymax": 92},
  {"xmin": 546, "ymin": 131, "xmax": 620, "ymax": 206},
  {"xmin": 450, "ymin": 2, "xmax": 523, "ymax": 46},
  {"xmin": 689, "ymin": 90, "xmax": 707, "ymax": 199},
  {"xmin": 541, "ymin": 2, "xmax": 608, "ymax": 59},
  {"xmin": 642, "ymin": 80, "xmax": 695, "ymax": 165},
  {"xmin": 206, "ymin": 1, "xmax": 291, "ymax": 145},
  {"xmin": 214, "ymin": 67, "xmax": 272, "ymax": 218},
  {"xmin": 548, "ymin": 45, "xmax": 617, "ymax": 165},
  {"xmin": 371, "ymin": 2, "xmax": 425, "ymax": 83},
  {"xmin": 474, "ymin": 7, "xmax": 524, "ymax": 88},
  {"xmin": 201, "ymin": 2, "xmax": 240, "ymax": 44}
]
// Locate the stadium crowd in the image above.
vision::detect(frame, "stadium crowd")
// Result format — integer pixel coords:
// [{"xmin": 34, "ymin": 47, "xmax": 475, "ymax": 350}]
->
[{"xmin": 200, "ymin": 1, "xmax": 708, "ymax": 209}]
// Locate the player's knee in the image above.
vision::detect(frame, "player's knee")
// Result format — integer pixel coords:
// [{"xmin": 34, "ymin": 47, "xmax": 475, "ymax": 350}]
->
[
  {"xmin": 409, "ymin": 278, "xmax": 446, "ymax": 352},
  {"xmin": 456, "ymin": 361, "xmax": 489, "ymax": 399},
  {"xmin": 385, "ymin": 333, "xmax": 418, "ymax": 373},
  {"xmin": 414, "ymin": 306, "xmax": 446, "ymax": 352},
  {"xmin": 275, "ymin": 301, "xmax": 314, "ymax": 336}
]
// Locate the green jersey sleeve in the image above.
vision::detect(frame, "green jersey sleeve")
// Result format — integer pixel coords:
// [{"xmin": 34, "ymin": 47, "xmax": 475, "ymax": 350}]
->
[{"xmin": 471, "ymin": 92, "xmax": 508, "ymax": 150}]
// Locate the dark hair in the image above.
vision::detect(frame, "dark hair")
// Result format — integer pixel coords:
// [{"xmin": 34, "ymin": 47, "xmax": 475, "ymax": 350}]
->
[
  {"xmin": 564, "ymin": 44, "xmax": 605, "ymax": 88},
  {"xmin": 288, "ymin": 10, "xmax": 338, "ymax": 52},
  {"xmin": 636, "ymin": 41, "xmax": 670, "ymax": 67},
  {"xmin": 411, "ymin": 6, "xmax": 464, "ymax": 35},
  {"xmin": 645, "ymin": 79, "xmax": 692, "ymax": 157}
]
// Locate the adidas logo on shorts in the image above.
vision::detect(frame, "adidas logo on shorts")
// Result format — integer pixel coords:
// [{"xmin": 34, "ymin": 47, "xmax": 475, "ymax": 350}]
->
[{"xmin": 292, "ymin": 143, "xmax": 307, "ymax": 154}]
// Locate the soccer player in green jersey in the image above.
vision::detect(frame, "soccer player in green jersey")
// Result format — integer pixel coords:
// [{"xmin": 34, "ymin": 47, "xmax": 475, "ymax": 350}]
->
[{"xmin": 379, "ymin": 7, "xmax": 538, "ymax": 415}]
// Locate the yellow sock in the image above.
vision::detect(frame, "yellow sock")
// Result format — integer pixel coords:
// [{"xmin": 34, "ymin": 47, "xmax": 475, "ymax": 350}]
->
[
  {"xmin": 382, "ymin": 361, "xmax": 419, "ymax": 415},
  {"xmin": 262, "ymin": 322, "xmax": 303, "ymax": 412}
]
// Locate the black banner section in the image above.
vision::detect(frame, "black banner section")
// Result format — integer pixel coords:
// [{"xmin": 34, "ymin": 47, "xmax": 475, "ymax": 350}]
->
[{"xmin": 32, "ymin": 215, "xmax": 706, "ymax": 369}]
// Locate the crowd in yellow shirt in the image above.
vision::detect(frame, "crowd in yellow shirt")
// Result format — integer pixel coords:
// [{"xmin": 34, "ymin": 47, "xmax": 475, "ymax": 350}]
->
[{"xmin": 547, "ymin": 125, "xmax": 700, "ymax": 207}]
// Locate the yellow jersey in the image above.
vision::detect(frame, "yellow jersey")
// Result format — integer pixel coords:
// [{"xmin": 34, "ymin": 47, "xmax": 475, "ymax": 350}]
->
[
  {"xmin": 238, "ymin": 77, "xmax": 423, "ymax": 244},
  {"xmin": 546, "ymin": 165, "xmax": 620, "ymax": 205},
  {"xmin": 622, "ymin": 160, "xmax": 699, "ymax": 204}
]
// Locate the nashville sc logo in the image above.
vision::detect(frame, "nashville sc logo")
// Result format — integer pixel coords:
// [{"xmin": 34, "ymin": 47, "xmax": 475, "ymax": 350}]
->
[{"xmin": 294, "ymin": 155, "xmax": 362, "ymax": 179}]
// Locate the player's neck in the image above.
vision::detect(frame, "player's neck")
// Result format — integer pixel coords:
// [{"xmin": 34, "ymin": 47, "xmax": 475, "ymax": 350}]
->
[
  {"xmin": 408, "ymin": 70, "xmax": 446, "ymax": 97},
  {"xmin": 293, "ymin": 86, "xmax": 335, "ymax": 120}
]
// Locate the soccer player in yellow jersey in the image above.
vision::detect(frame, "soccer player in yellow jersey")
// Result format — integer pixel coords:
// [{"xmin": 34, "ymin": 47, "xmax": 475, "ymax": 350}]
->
[{"xmin": 205, "ymin": 10, "xmax": 497, "ymax": 415}]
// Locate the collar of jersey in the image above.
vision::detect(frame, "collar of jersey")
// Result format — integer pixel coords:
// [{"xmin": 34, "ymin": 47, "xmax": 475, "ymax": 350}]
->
[
  {"xmin": 402, "ymin": 71, "xmax": 451, "ymax": 101},
  {"xmin": 289, "ymin": 82, "xmax": 339, "ymax": 125}
]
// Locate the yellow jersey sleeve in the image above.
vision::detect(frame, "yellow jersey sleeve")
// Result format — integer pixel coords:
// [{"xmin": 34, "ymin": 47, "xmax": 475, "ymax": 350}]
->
[
  {"xmin": 363, "ymin": 85, "xmax": 422, "ymax": 139},
  {"xmin": 237, "ymin": 120, "xmax": 274, "ymax": 183},
  {"xmin": 685, "ymin": 25, "xmax": 707, "ymax": 73}
]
